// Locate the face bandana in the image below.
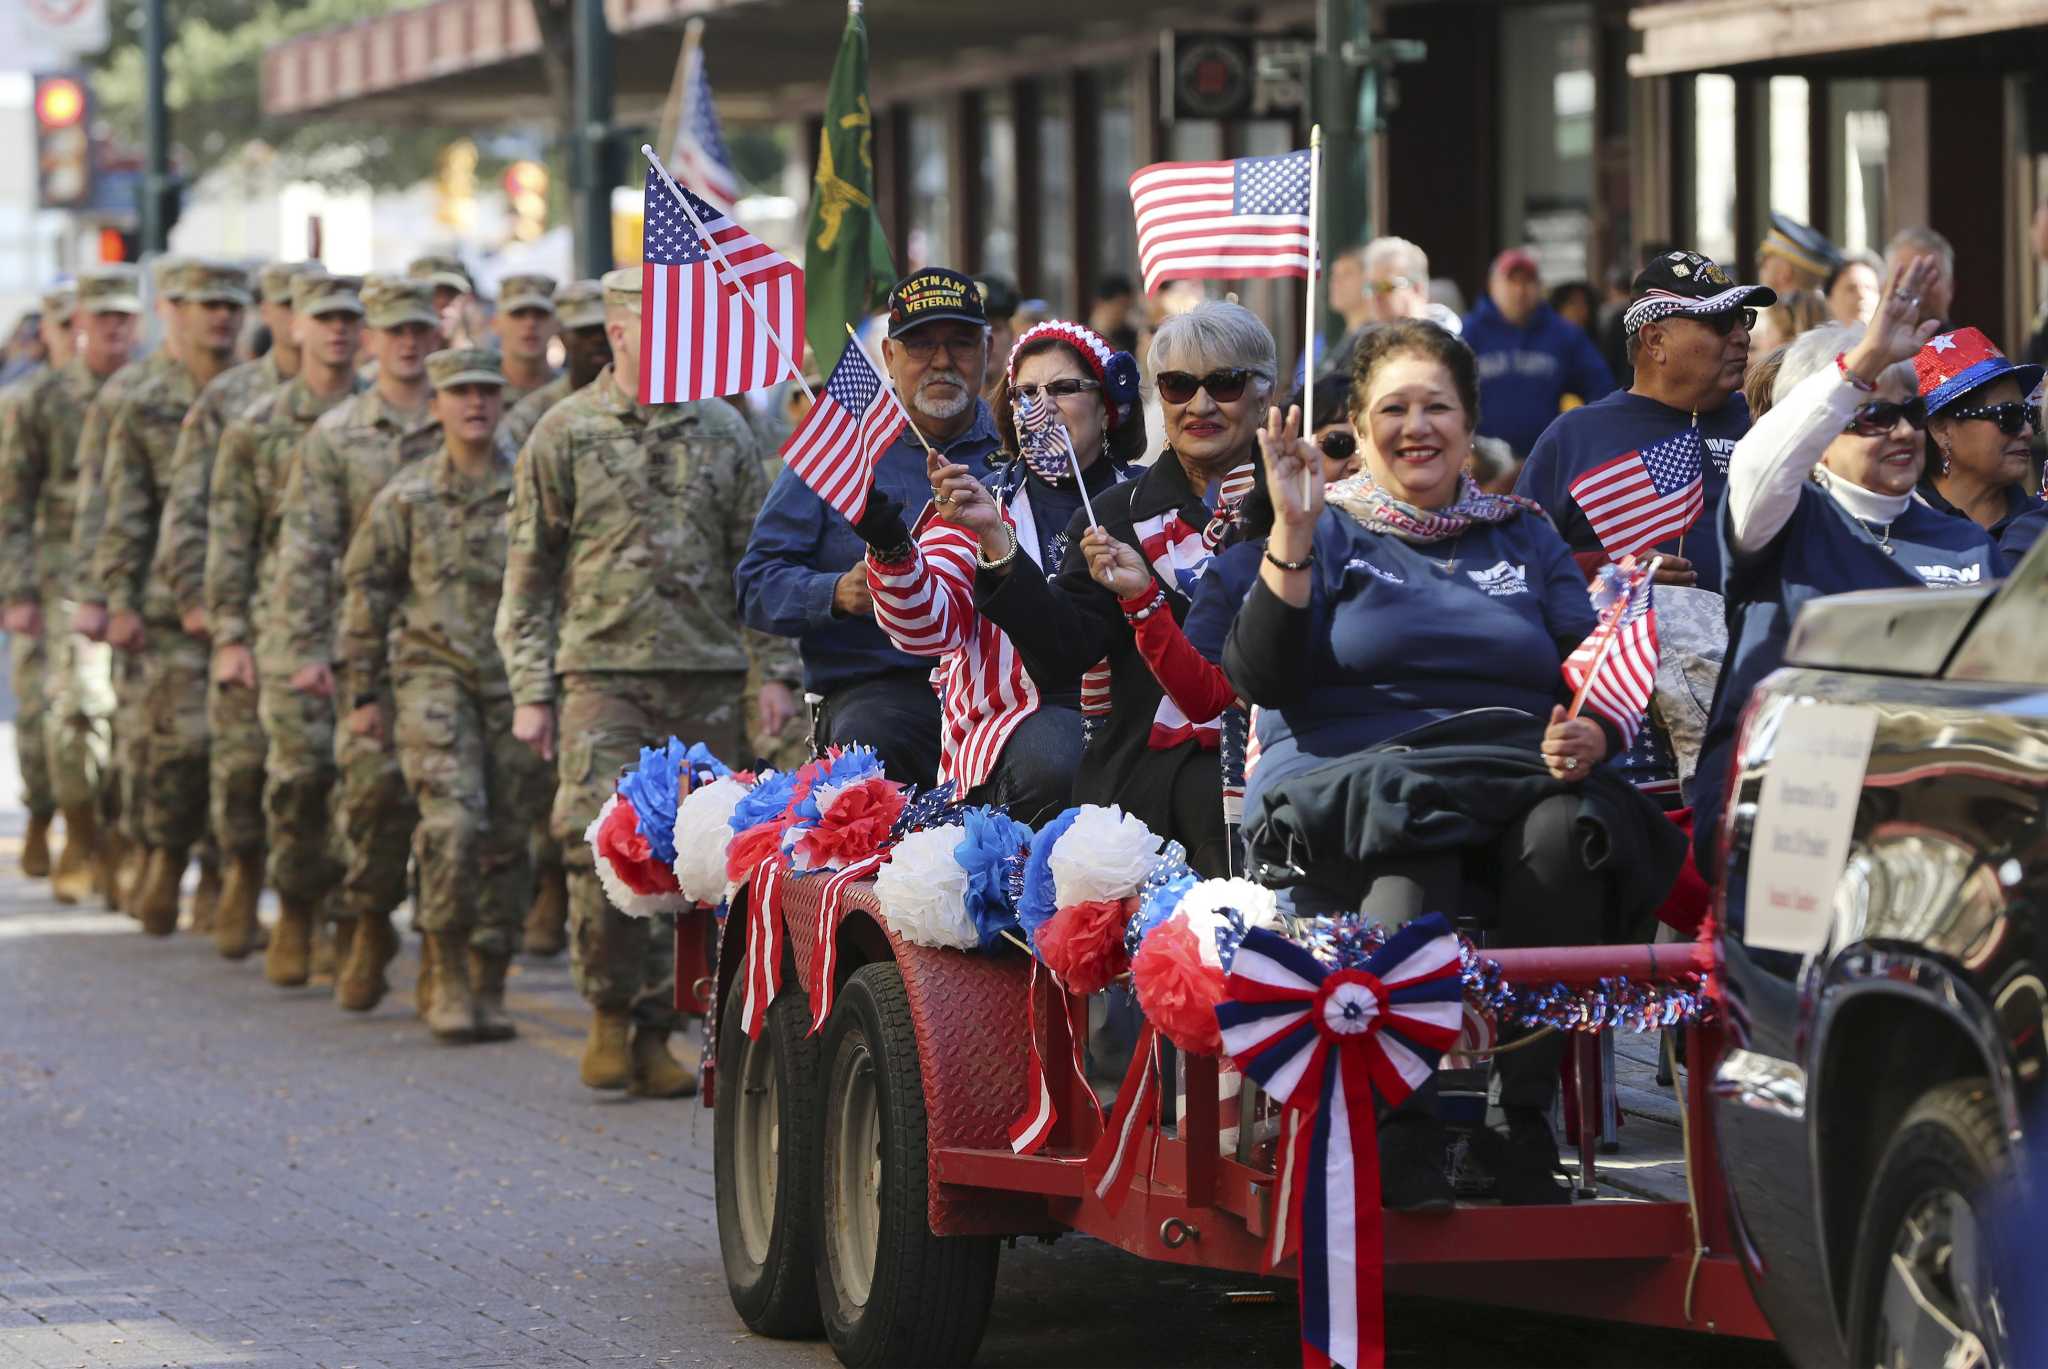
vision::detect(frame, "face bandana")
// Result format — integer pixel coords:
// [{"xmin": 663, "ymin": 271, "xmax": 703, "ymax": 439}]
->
[{"xmin": 1016, "ymin": 390, "xmax": 1076, "ymax": 486}]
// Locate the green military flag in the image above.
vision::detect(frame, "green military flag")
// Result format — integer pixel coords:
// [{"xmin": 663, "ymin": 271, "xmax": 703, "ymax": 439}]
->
[{"xmin": 803, "ymin": 0, "xmax": 896, "ymax": 377}]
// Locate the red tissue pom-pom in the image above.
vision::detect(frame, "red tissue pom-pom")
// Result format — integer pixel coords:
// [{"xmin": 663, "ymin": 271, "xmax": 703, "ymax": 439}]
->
[
  {"xmin": 796, "ymin": 777, "xmax": 907, "ymax": 869},
  {"xmin": 596, "ymin": 798, "xmax": 681, "ymax": 896},
  {"xmin": 725, "ymin": 820, "xmax": 787, "ymax": 885},
  {"xmin": 1035, "ymin": 898, "xmax": 1132, "ymax": 996},
  {"xmin": 1131, "ymin": 916, "xmax": 1226, "ymax": 1056}
]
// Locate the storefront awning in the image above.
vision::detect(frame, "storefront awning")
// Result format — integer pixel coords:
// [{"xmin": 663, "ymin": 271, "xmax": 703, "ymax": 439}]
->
[{"xmin": 1629, "ymin": 0, "xmax": 2048, "ymax": 77}]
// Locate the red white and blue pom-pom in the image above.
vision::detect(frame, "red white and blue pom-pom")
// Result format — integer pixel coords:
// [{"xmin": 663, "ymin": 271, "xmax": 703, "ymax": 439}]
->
[
  {"xmin": 1015, "ymin": 804, "xmax": 1161, "ymax": 994},
  {"xmin": 586, "ymin": 794, "xmax": 689, "ymax": 919},
  {"xmin": 784, "ymin": 748, "xmax": 906, "ymax": 874}
]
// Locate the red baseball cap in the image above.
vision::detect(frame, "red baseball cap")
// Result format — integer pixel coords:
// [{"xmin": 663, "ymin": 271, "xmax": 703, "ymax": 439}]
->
[{"xmin": 1491, "ymin": 249, "xmax": 1540, "ymax": 280}]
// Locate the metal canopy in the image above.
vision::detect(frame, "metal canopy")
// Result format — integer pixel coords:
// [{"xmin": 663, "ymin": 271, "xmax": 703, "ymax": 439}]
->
[{"xmin": 1629, "ymin": 0, "xmax": 2048, "ymax": 77}]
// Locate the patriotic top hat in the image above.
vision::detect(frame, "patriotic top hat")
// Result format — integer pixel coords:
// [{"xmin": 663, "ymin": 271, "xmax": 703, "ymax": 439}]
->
[{"xmin": 1914, "ymin": 327, "xmax": 2044, "ymax": 416}]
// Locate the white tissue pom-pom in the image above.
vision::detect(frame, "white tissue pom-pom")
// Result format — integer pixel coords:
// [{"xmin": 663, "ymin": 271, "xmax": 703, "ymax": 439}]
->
[
  {"xmin": 673, "ymin": 776, "xmax": 749, "ymax": 904},
  {"xmin": 584, "ymin": 797, "xmax": 687, "ymax": 920},
  {"xmin": 1174, "ymin": 878, "xmax": 1281, "ymax": 967},
  {"xmin": 873, "ymin": 824, "xmax": 977, "ymax": 950},
  {"xmin": 1049, "ymin": 805, "xmax": 1162, "ymax": 907}
]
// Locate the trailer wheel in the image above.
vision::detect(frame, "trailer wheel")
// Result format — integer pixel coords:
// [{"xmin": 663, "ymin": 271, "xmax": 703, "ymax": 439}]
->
[
  {"xmin": 1848, "ymin": 1079, "xmax": 2010, "ymax": 1369},
  {"xmin": 714, "ymin": 984, "xmax": 823, "ymax": 1338},
  {"xmin": 814, "ymin": 961, "xmax": 998, "ymax": 1367}
]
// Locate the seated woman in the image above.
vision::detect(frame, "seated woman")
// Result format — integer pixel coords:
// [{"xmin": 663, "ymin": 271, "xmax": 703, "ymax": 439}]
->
[
  {"xmin": 966, "ymin": 302, "xmax": 1277, "ymax": 874},
  {"xmin": 856, "ymin": 320, "xmax": 1143, "ymax": 824},
  {"xmin": 1916, "ymin": 325, "xmax": 2044, "ymax": 551},
  {"xmin": 1693, "ymin": 258, "xmax": 1999, "ymax": 878},
  {"xmin": 1188, "ymin": 320, "xmax": 1684, "ymax": 1206}
]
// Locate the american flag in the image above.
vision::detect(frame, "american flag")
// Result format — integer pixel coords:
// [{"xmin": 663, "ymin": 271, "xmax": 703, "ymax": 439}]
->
[
  {"xmin": 639, "ymin": 176, "xmax": 804, "ymax": 405},
  {"xmin": 1567, "ymin": 426, "xmax": 1705, "ymax": 559},
  {"xmin": 1015, "ymin": 390, "xmax": 1065, "ymax": 456},
  {"xmin": 666, "ymin": 42, "xmax": 740, "ymax": 217},
  {"xmin": 1128, "ymin": 150, "xmax": 1313, "ymax": 294},
  {"xmin": 1562, "ymin": 558, "xmax": 1661, "ymax": 749},
  {"xmin": 778, "ymin": 336, "xmax": 907, "ymax": 523}
]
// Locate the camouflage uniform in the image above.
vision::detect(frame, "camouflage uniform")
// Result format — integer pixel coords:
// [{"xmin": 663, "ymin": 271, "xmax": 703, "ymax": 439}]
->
[
  {"xmin": 495, "ymin": 273, "xmax": 560, "ymax": 409},
  {"xmin": 342, "ymin": 353, "xmax": 548, "ymax": 960},
  {"xmin": 496, "ymin": 285, "xmax": 799, "ymax": 1028},
  {"xmin": 273, "ymin": 277, "xmax": 440, "ymax": 926},
  {"xmin": 498, "ymin": 371, "xmax": 574, "ymax": 461}
]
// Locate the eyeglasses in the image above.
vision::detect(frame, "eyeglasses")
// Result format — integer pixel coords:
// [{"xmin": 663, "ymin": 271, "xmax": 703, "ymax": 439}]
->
[
  {"xmin": 1012, "ymin": 378, "xmax": 1099, "ymax": 402},
  {"xmin": 1689, "ymin": 307, "xmax": 1758, "ymax": 336},
  {"xmin": 1949, "ymin": 400, "xmax": 2036, "ymax": 436},
  {"xmin": 1156, "ymin": 368, "xmax": 1256, "ymax": 404},
  {"xmin": 896, "ymin": 333, "xmax": 987, "ymax": 363},
  {"xmin": 1844, "ymin": 397, "xmax": 1928, "ymax": 436},
  {"xmin": 1317, "ymin": 430, "xmax": 1358, "ymax": 460}
]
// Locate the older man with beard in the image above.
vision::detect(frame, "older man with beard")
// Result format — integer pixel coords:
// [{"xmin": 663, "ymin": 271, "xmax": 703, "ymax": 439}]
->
[{"xmin": 736, "ymin": 268, "xmax": 998, "ymax": 787}]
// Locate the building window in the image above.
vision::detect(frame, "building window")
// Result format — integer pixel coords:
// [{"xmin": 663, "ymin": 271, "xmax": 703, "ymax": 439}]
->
[
  {"xmin": 1499, "ymin": 3, "xmax": 1595, "ymax": 286},
  {"xmin": 1831, "ymin": 81, "xmax": 1890, "ymax": 255},
  {"xmin": 906, "ymin": 103, "xmax": 953, "ymax": 272},
  {"xmin": 980, "ymin": 90, "xmax": 1018, "ymax": 280},
  {"xmin": 1693, "ymin": 73, "xmax": 1738, "ymax": 266},
  {"xmin": 1037, "ymin": 78, "xmax": 1074, "ymax": 313},
  {"xmin": 1095, "ymin": 65, "xmax": 1137, "ymax": 290},
  {"xmin": 1768, "ymin": 76, "xmax": 1810, "ymax": 226}
]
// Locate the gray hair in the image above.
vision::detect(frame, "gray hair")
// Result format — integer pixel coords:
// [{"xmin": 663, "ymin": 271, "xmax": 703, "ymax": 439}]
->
[
  {"xmin": 1774, "ymin": 321, "xmax": 1914, "ymax": 405},
  {"xmin": 1884, "ymin": 226, "xmax": 1955, "ymax": 282},
  {"xmin": 1363, "ymin": 236, "xmax": 1429, "ymax": 283},
  {"xmin": 1148, "ymin": 300, "xmax": 1278, "ymax": 391}
]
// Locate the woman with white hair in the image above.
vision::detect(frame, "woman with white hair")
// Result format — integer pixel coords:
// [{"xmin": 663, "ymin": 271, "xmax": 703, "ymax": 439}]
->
[
  {"xmin": 1692, "ymin": 257, "xmax": 1997, "ymax": 877},
  {"xmin": 970, "ymin": 300, "xmax": 1275, "ymax": 874}
]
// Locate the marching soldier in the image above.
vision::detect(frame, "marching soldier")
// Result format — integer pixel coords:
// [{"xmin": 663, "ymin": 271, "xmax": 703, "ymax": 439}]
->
[
  {"xmin": 342, "ymin": 347, "xmax": 549, "ymax": 1041},
  {"xmin": 496, "ymin": 267, "xmax": 799, "ymax": 1097},
  {"xmin": 492, "ymin": 273, "xmax": 558, "ymax": 406},
  {"xmin": 204, "ymin": 271, "xmax": 366, "ymax": 962}
]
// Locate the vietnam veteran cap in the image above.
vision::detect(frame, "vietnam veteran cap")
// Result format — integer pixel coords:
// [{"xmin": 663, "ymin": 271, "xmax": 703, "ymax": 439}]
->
[
  {"xmin": 176, "ymin": 260, "xmax": 255, "ymax": 307},
  {"xmin": 293, "ymin": 272, "xmax": 364, "ymax": 318},
  {"xmin": 425, "ymin": 347, "xmax": 504, "ymax": 390},
  {"xmin": 1622, "ymin": 249, "xmax": 1776, "ymax": 337},
  {"xmin": 554, "ymin": 278, "xmax": 605, "ymax": 330},
  {"xmin": 886, "ymin": 267, "xmax": 987, "ymax": 338},
  {"xmin": 406, "ymin": 253, "xmax": 473, "ymax": 295},
  {"xmin": 76, "ymin": 265, "xmax": 144, "ymax": 314},
  {"xmin": 498, "ymin": 273, "xmax": 558, "ymax": 314},
  {"xmin": 362, "ymin": 275, "xmax": 440, "ymax": 329},
  {"xmin": 258, "ymin": 262, "xmax": 302, "ymax": 305},
  {"xmin": 40, "ymin": 283, "xmax": 78, "ymax": 321},
  {"xmin": 600, "ymin": 266, "xmax": 641, "ymax": 311}
]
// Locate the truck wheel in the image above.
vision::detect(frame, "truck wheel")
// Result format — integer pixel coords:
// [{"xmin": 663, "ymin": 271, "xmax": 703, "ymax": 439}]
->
[
  {"xmin": 1848, "ymin": 1079, "xmax": 2010, "ymax": 1369},
  {"xmin": 813, "ymin": 962, "xmax": 999, "ymax": 1368},
  {"xmin": 714, "ymin": 984, "xmax": 823, "ymax": 1338}
]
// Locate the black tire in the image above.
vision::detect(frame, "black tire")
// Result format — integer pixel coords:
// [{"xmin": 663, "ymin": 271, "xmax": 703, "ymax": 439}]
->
[
  {"xmin": 813, "ymin": 962, "xmax": 999, "ymax": 1368},
  {"xmin": 1847, "ymin": 1078, "xmax": 2010, "ymax": 1369},
  {"xmin": 714, "ymin": 983, "xmax": 824, "ymax": 1338}
]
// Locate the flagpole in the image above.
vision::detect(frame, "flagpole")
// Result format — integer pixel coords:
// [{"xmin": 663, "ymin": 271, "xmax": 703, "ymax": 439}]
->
[
  {"xmin": 1299, "ymin": 124, "xmax": 1322, "ymax": 513},
  {"xmin": 653, "ymin": 18, "xmax": 704, "ymax": 184},
  {"xmin": 1567, "ymin": 555, "xmax": 1661, "ymax": 719},
  {"xmin": 641, "ymin": 143, "xmax": 815, "ymax": 403}
]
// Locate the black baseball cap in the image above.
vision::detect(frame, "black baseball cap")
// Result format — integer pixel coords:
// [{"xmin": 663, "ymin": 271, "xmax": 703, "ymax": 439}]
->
[
  {"xmin": 1622, "ymin": 250, "xmax": 1776, "ymax": 336},
  {"xmin": 887, "ymin": 268, "xmax": 988, "ymax": 338}
]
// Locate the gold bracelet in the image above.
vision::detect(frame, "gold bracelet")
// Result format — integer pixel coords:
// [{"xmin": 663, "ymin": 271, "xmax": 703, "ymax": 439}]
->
[{"xmin": 976, "ymin": 524, "xmax": 1020, "ymax": 571}]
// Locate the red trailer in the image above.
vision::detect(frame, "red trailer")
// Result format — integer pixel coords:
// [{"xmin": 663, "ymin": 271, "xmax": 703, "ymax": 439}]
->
[{"xmin": 696, "ymin": 875, "xmax": 1770, "ymax": 1367}]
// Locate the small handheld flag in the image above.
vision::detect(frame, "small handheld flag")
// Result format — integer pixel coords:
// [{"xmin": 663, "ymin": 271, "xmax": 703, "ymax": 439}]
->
[
  {"xmin": 778, "ymin": 332, "xmax": 909, "ymax": 524},
  {"xmin": 1015, "ymin": 390, "xmax": 1097, "ymax": 527},
  {"xmin": 1568, "ymin": 426, "xmax": 1705, "ymax": 560},
  {"xmin": 1563, "ymin": 555, "xmax": 1662, "ymax": 748}
]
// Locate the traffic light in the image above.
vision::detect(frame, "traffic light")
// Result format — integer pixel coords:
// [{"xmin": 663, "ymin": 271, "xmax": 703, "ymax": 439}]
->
[
  {"xmin": 504, "ymin": 160, "xmax": 549, "ymax": 242},
  {"xmin": 33, "ymin": 73, "xmax": 93, "ymax": 209}
]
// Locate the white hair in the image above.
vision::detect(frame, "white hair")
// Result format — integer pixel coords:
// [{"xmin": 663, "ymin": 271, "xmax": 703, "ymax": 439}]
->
[
  {"xmin": 1774, "ymin": 321, "xmax": 1914, "ymax": 405},
  {"xmin": 1884, "ymin": 226, "xmax": 1955, "ymax": 282},
  {"xmin": 1362, "ymin": 236, "xmax": 1429, "ymax": 283},
  {"xmin": 1148, "ymin": 300, "xmax": 1278, "ymax": 390}
]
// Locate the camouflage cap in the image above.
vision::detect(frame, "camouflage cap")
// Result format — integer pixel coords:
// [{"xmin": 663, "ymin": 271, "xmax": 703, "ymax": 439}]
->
[
  {"xmin": 171, "ymin": 260, "xmax": 255, "ymax": 307},
  {"xmin": 406, "ymin": 253, "xmax": 473, "ymax": 295},
  {"xmin": 41, "ymin": 283, "xmax": 78, "ymax": 321},
  {"xmin": 498, "ymin": 272, "xmax": 558, "ymax": 314},
  {"xmin": 293, "ymin": 271, "xmax": 365, "ymax": 318},
  {"xmin": 258, "ymin": 262, "xmax": 302, "ymax": 304},
  {"xmin": 362, "ymin": 275, "xmax": 440, "ymax": 330},
  {"xmin": 600, "ymin": 266, "xmax": 641, "ymax": 312},
  {"xmin": 425, "ymin": 347, "xmax": 504, "ymax": 390},
  {"xmin": 555, "ymin": 278, "xmax": 605, "ymax": 329},
  {"xmin": 150, "ymin": 255, "xmax": 194, "ymax": 298},
  {"xmin": 77, "ymin": 265, "xmax": 145, "ymax": 315}
]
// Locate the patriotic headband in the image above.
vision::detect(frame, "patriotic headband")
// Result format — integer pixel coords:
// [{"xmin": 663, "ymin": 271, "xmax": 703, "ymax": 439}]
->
[{"xmin": 1007, "ymin": 319, "xmax": 1142, "ymax": 430}]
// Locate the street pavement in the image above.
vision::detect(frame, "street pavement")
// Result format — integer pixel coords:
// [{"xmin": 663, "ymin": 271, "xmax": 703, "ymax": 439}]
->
[{"xmin": 0, "ymin": 669, "xmax": 1787, "ymax": 1368}]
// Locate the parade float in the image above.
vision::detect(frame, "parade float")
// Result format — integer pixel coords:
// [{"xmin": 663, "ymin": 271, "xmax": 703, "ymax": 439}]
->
[{"xmin": 588, "ymin": 738, "xmax": 1769, "ymax": 1369}]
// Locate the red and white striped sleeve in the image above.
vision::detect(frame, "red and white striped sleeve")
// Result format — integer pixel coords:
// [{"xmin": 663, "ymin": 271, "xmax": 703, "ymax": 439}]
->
[{"xmin": 865, "ymin": 520, "xmax": 980, "ymax": 659}]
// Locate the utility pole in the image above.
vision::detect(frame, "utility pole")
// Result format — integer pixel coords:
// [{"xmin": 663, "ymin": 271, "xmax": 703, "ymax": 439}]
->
[
  {"xmin": 140, "ymin": 0, "xmax": 171, "ymax": 254},
  {"xmin": 571, "ymin": 0, "xmax": 617, "ymax": 278}
]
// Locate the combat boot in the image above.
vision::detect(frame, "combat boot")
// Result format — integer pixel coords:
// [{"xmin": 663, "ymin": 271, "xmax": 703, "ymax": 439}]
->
[
  {"xmin": 415, "ymin": 932, "xmax": 438, "ymax": 1018},
  {"xmin": 188, "ymin": 855, "xmax": 221, "ymax": 935},
  {"xmin": 629, "ymin": 1026, "xmax": 697, "ymax": 1099},
  {"xmin": 213, "ymin": 852, "xmax": 265, "ymax": 960},
  {"xmin": 580, "ymin": 1008, "xmax": 632, "ymax": 1090},
  {"xmin": 469, "ymin": 948, "xmax": 517, "ymax": 1041},
  {"xmin": 118, "ymin": 844, "xmax": 146, "ymax": 919},
  {"xmin": 51, "ymin": 805, "xmax": 97, "ymax": 905},
  {"xmin": 264, "ymin": 897, "xmax": 317, "ymax": 987},
  {"xmin": 136, "ymin": 846, "xmax": 187, "ymax": 937},
  {"xmin": 21, "ymin": 813, "xmax": 53, "ymax": 878},
  {"xmin": 522, "ymin": 864, "xmax": 568, "ymax": 958},
  {"xmin": 335, "ymin": 908, "xmax": 399, "ymax": 1012},
  {"xmin": 94, "ymin": 827, "xmax": 126, "ymax": 909},
  {"xmin": 425, "ymin": 932, "xmax": 477, "ymax": 1042}
]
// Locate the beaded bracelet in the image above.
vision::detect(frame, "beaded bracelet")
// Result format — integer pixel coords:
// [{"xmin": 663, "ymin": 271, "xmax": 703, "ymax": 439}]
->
[
  {"xmin": 1264, "ymin": 548, "xmax": 1313, "ymax": 572},
  {"xmin": 1835, "ymin": 352, "xmax": 1877, "ymax": 393},
  {"xmin": 1122, "ymin": 589, "xmax": 1169, "ymax": 623}
]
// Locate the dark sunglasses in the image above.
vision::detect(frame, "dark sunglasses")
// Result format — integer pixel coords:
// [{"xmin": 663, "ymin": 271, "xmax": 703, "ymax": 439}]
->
[
  {"xmin": 1012, "ymin": 378, "xmax": 1099, "ymax": 402},
  {"xmin": 1844, "ymin": 397, "xmax": 1928, "ymax": 436},
  {"xmin": 1317, "ymin": 430, "xmax": 1358, "ymax": 460},
  {"xmin": 1689, "ymin": 307, "xmax": 1758, "ymax": 336},
  {"xmin": 1156, "ymin": 368, "xmax": 1255, "ymax": 405},
  {"xmin": 1949, "ymin": 400, "xmax": 2036, "ymax": 436}
]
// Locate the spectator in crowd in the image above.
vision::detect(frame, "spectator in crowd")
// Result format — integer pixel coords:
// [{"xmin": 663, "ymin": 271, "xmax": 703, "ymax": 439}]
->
[
  {"xmin": 1290, "ymin": 373, "xmax": 1359, "ymax": 484},
  {"xmin": 976, "ymin": 273, "xmax": 1021, "ymax": 401},
  {"xmin": 1087, "ymin": 274, "xmax": 1140, "ymax": 354},
  {"xmin": 1750, "ymin": 288, "xmax": 1829, "ymax": 355},
  {"xmin": 1462, "ymin": 248, "xmax": 1616, "ymax": 459},
  {"xmin": 1549, "ymin": 281, "xmax": 1597, "ymax": 334},
  {"xmin": 1694, "ymin": 259, "xmax": 1994, "ymax": 879},
  {"xmin": 1912, "ymin": 325, "xmax": 2045, "ymax": 557},
  {"xmin": 1599, "ymin": 243, "xmax": 1675, "ymax": 388},
  {"xmin": 1745, "ymin": 344, "xmax": 1789, "ymax": 421},
  {"xmin": 1755, "ymin": 213, "xmax": 1840, "ymax": 299},
  {"xmin": 1885, "ymin": 226, "xmax": 1956, "ymax": 327},
  {"xmin": 1825, "ymin": 251, "xmax": 1883, "ymax": 326},
  {"xmin": 735, "ymin": 268, "xmax": 999, "ymax": 788},
  {"xmin": 1324, "ymin": 236, "xmax": 1455, "ymax": 381}
]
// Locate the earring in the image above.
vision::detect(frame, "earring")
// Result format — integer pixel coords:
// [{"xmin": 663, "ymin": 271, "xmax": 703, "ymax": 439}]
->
[
  {"xmin": 1939, "ymin": 445, "xmax": 1951, "ymax": 477},
  {"xmin": 1101, "ymin": 432, "xmax": 1111, "ymax": 459}
]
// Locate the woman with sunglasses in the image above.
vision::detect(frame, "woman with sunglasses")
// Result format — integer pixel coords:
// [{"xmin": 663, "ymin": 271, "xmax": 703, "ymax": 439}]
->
[
  {"xmin": 857, "ymin": 320, "xmax": 1143, "ymax": 824},
  {"xmin": 964, "ymin": 301, "xmax": 1276, "ymax": 875},
  {"xmin": 1913, "ymin": 326, "xmax": 2044, "ymax": 560},
  {"xmin": 1692, "ymin": 258, "xmax": 1998, "ymax": 878}
]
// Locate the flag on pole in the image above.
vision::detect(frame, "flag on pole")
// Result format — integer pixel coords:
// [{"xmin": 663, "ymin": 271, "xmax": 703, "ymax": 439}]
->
[
  {"xmin": 1566, "ymin": 426, "xmax": 1706, "ymax": 559},
  {"xmin": 666, "ymin": 35, "xmax": 740, "ymax": 217},
  {"xmin": 639, "ymin": 176, "xmax": 804, "ymax": 404},
  {"xmin": 804, "ymin": 1, "xmax": 896, "ymax": 383},
  {"xmin": 1562, "ymin": 558, "xmax": 1661, "ymax": 748},
  {"xmin": 777, "ymin": 336, "xmax": 908, "ymax": 523},
  {"xmin": 1129, "ymin": 150, "xmax": 1314, "ymax": 293}
]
